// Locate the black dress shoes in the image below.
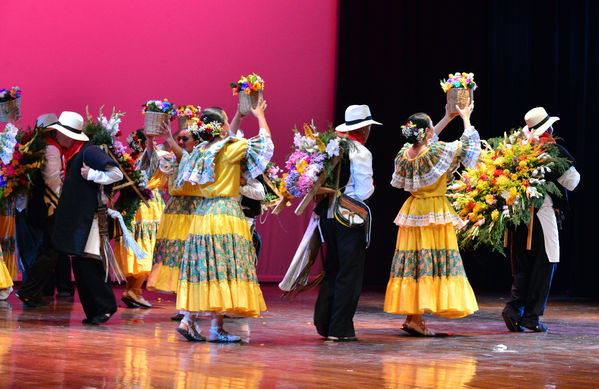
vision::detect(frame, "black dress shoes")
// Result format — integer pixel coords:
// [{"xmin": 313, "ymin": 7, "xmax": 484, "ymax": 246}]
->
[
  {"xmin": 502, "ymin": 311, "xmax": 524, "ymax": 332},
  {"xmin": 520, "ymin": 319, "xmax": 548, "ymax": 332},
  {"xmin": 15, "ymin": 291, "xmax": 50, "ymax": 307}
]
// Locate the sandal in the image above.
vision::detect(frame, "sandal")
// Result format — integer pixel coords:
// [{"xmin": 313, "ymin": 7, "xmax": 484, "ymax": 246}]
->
[
  {"xmin": 402, "ymin": 321, "xmax": 435, "ymax": 337},
  {"xmin": 209, "ymin": 327, "xmax": 241, "ymax": 343},
  {"xmin": 176, "ymin": 318, "xmax": 206, "ymax": 342}
]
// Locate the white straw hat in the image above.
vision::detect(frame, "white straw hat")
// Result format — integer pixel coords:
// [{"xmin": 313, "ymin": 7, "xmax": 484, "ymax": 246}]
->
[
  {"xmin": 335, "ymin": 105, "xmax": 382, "ymax": 132},
  {"xmin": 37, "ymin": 113, "xmax": 58, "ymax": 129},
  {"xmin": 47, "ymin": 111, "xmax": 89, "ymax": 141},
  {"xmin": 524, "ymin": 107, "xmax": 559, "ymax": 138}
]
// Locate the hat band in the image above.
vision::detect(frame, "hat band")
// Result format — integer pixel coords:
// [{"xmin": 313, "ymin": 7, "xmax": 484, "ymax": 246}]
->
[
  {"xmin": 345, "ymin": 115, "xmax": 372, "ymax": 126},
  {"xmin": 50, "ymin": 121, "xmax": 83, "ymax": 134},
  {"xmin": 530, "ymin": 115, "xmax": 550, "ymax": 130}
]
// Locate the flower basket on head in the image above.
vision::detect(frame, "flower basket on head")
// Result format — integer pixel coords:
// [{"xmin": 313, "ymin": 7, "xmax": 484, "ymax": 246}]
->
[
  {"xmin": 440, "ymin": 72, "xmax": 477, "ymax": 113},
  {"xmin": 176, "ymin": 105, "xmax": 201, "ymax": 131},
  {"xmin": 142, "ymin": 99, "xmax": 175, "ymax": 135},
  {"xmin": 231, "ymin": 73, "xmax": 264, "ymax": 115},
  {"xmin": 0, "ymin": 87, "xmax": 22, "ymax": 123}
]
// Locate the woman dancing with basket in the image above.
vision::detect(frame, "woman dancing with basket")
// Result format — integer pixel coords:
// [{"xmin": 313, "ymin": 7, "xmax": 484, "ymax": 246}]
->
[
  {"xmin": 384, "ymin": 100, "xmax": 480, "ymax": 336},
  {"xmin": 173, "ymin": 101, "xmax": 273, "ymax": 342},
  {"xmin": 114, "ymin": 129, "xmax": 166, "ymax": 308}
]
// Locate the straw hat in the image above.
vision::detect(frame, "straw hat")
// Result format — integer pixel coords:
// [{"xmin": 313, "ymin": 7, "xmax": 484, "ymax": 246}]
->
[
  {"xmin": 524, "ymin": 107, "xmax": 559, "ymax": 138},
  {"xmin": 47, "ymin": 111, "xmax": 89, "ymax": 141},
  {"xmin": 37, "ymin": 113, "xmax": 58, "ymax": 129},
  {"xmin": 335, "ymin": 105, "xmax": 382, "ymax": 132}
]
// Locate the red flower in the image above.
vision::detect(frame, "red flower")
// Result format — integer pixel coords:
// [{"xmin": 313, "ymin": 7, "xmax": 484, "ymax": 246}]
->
[
  {"xmin": 493, "ymin": 169, "xmax": 503, "ymax": 177},
  {"xmin": 468, "ymin": 201, "xmax": 475, "ymax": 210}
]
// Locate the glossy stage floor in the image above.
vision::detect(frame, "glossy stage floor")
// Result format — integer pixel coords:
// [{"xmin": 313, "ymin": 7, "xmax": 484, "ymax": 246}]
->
[{"xmin": 1, "ymin": 284, "xmax": 598, "ymax": 388}]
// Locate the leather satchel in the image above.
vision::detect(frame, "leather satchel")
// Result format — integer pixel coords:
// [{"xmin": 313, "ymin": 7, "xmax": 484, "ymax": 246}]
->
[{"xmin": 333, "ymin": 190, "xmax": 369, "ymax": 228}]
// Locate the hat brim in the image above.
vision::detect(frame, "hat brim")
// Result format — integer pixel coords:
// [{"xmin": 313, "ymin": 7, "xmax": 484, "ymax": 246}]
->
[
  {"xmin": 47, "ymin": 123, "xmax": 89, "ymax": 141},
  {"xmin": 335, "ymin": 119, "xmax": 382, "ymax": 132},
  {"xmin": 529, "ymin": 116, "xmax": 559, "ymax": 138}
]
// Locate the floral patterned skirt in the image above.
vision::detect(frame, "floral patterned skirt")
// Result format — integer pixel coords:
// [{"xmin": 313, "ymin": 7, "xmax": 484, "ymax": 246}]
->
[
  {"xmin": 384, "ymin": 196, "xmax": 478, "ymax": 318},
  {"xmin": 115, "ymin": 189, "xmax": 165, "ymax": 278},
  {"xmin": 176, "ymin": 197, "xmax": 266, "ymax": 317},
  {"xmin": 146, "ymin": 195, "xmax": 203, "ymax": 294}
]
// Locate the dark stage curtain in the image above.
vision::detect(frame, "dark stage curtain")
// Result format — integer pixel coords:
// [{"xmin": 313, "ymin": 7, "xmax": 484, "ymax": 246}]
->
[{"xmin": 335, "ymin": 0, "xmax": 598, "ymax": 297}]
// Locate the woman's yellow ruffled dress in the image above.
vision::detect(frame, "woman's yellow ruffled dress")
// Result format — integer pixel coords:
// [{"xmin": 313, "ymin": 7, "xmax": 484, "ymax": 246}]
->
[
  {"xmin": 0, "ymin": 206, "xmax": 15, "ymax": 290},
  {"xmin": 146, "ymin": 151, "xmax": 204, "ymax": 294},
  {"xmin": 175, "ymin": 130, "xmax": 273, "ymax": 317},
  {"xmin": 384, "ymin": 127, "xmax": 480, "ymax": 318},
  {"xmin": 114, "ymin": 176, "xmax": 165, "ymax": 280}
]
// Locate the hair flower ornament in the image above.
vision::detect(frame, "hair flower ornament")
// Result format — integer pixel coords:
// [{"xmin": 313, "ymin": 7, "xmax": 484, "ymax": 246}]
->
[
  {"xmin": 190, "ymin": 120, "xmax": 222, "ymax": 142},
  {"xmin": 401, "ymin": 121, "xmax": 426, "ymax": 142}
]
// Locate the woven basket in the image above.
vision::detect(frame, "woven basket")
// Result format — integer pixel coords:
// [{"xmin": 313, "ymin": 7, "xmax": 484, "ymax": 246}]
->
[
  {"xmin": 144, "ymin": 111, "xmax": 169, "ymax": 135},
  {"xmin": 178, "ymin": 116, "xmax": 196, "ymax": 131},
  {"xmin": 239, "ymin": 90, "xmax": 263, "ymax": 115},
  {"xmin": 0, "ymin": 97, "xmax": 21, "ymax": 123},
  {"xmin": 447, "ymin": 88, "xmax": 473, "ymax": 113}
]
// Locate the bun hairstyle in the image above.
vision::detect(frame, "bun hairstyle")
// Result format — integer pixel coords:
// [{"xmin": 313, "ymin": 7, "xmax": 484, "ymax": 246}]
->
[
  {"xmin": 402, "ymin": 113, "xmax": 431, "ymax": 144},
  {"xmin": 200, "ymin": 107, "xmax": 226, "ymax": 126},
  {"xmin": 127, "ymin": 128, "xmax": 147, "ymax": 155}
]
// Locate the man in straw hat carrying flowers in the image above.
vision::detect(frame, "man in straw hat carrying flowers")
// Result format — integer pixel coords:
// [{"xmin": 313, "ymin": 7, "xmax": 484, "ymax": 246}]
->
[
  {"xmin": 502, "ymin": 107, "xmax": 580, "ymax": 333},
  {"xmin": 48, "ymin": 111, "xmax": 124, "ymax": 324}
]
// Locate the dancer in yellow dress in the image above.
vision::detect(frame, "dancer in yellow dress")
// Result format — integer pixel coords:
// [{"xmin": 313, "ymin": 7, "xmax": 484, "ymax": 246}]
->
[
  {"xmin": 0, "ymin": 227, "xmax": 12, "ymax": 300},
  {"xmin": 384, "ymin": 100, "xmax": 480, "ymax": 335},
  {"xmin": 146, "ymin": 127, "xmax": 202, "ymax": 296},
  {"xmin": 114, "ymin": 130, "xmax": 166, "ymax": 308},
  {"xmin": 174, "ymin": 101, "xmax": 273, "ymax": 342}
]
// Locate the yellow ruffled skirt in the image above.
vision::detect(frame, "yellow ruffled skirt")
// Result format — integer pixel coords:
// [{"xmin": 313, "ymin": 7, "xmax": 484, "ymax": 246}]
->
[
  {"xmin": 0, "ymin": 245, "xmax": 13, "ymax": 289},
  {"xmin": 384, "ymin": 195, "xmax": 478, "ymax": 318},
  {"xmin": 114, "ymin": 190, "xmax": 165, "ymax": 278},
  {"xmin": 176, "ymin": 197, "xmax": 266, "ymax": 317},
  {"xmin": 0, "ymin": 211, "xmax": 16, "ymax": 280},
  {"xmin": 147, "ymin": 195, "xmax": 203, "ymax": 293}
]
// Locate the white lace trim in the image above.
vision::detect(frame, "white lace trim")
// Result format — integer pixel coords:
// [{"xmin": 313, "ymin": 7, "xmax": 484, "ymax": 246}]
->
[{"xmin": 394, "ymin": 211, "xmax": 466, "ymax": 228}]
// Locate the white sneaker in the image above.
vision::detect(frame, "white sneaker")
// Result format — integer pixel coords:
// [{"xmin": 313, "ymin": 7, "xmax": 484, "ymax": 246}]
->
[
  {"xmin": 0, "ymin": 286, "xmax": 13, "ymax": 301},
  {"xmin": 209, "ymin": 327, "xmax": 241, "ymax": 343}
]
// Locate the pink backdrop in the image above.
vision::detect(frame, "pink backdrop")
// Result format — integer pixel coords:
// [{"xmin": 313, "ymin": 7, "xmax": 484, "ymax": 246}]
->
[{"xmin": 1, "ymin": 0, "xmax": 338, "ymax": 282}]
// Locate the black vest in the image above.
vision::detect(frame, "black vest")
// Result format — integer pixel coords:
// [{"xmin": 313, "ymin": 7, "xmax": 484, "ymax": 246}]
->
[{"xmin": 52, "ymin": 143, "xmax": 117, "ymax": 255}]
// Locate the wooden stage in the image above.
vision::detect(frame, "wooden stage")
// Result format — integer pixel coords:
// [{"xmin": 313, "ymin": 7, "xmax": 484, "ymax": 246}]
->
[{"xmin": 1, "ymin": 284, "xmax": 598, "ymax": 388}]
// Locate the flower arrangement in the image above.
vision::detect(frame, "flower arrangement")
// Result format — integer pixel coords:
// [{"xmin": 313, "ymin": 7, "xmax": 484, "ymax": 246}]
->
[
  {"xmin": 230, "ymin": 73, "xmax": 265, "ymax": 95},
  {"xmin": 142, "ymin": 99, "xmax": 176, "ymax": 116},
  {"xmin": 176, "ymin": 105, "xmax": 202, "ymax": 119},
  {"xmin": 279, "ymin": 122, "xmax": 347, "ymax": 199},
  {"xmin": 262, "ymin": 162, "xmax": 283, "ymax": 205},
  {"xmin": 0, "ymin": 124, "xmax": 46, "ymax": 200},
  {"xmin": 84, "ymin": 107, "xmax": 153, "ymax": 229},
  {"xmin": 440, "ymin": 72, "xmax": 477, "ymax": 93},
  {"xmin": 0, "ymin": 86, "xmax": 21, "ymax": 102},
  {"xmin": 401, "ymin": 121, "xmax": 426, "ymax": 143},
  {"xmin": 448, "ymin": 129, "xmax": 570, "ymax": 253}
]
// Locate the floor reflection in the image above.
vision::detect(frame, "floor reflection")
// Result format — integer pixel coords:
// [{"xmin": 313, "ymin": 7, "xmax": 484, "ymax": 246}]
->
[{"xmin": 382, "ymin": 355, "xmax": 477, "ymax": 388}]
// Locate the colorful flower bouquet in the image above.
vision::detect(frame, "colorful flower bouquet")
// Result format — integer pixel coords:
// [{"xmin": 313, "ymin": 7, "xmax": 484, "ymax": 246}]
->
[
  {"xmin": 0, "ymin": 86, "xmax": 22, "ymax": 123},
  {"xmin": 262, "ymin": 162, "xmax": 284, "ymax": 207},
  {"xmin": 176, "ymin": 105, "xmax": 201, "ymax": 131},
  {"xmin": 0, "ymin": 124, "xmax": 46, "ymax": 201},
  {"xmin": 142, "ymin": 99, "xmax": 175, "ymax": 135},
  {"xmin": 230, "ymin": 73, "xmax": 265, "ymax": 115},
  {"xmin": 448, "ymin": 129, "xmax": 570, "ymax": 254},
  {"xmin": 280, "ymin": 122, "xmax": 347, "ymax": 199},
  {"xmin": 85, "ymin": 107, "xmax": 153, "ymax": 229},
  {"xmin": 440, "ymin": 72, "xmax": 477, "ymax": 113}
]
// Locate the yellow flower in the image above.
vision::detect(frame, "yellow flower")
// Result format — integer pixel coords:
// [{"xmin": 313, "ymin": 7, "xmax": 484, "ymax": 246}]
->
[
  {"xmin": 496, "ymin": 175, "xmax": 509, "ymax": 187},
  {"xmin": 519, "ymin": 160, "xmax": 528, "ymax": 168},
  {"xmin": 493, "ymin": 157, "xmax": 505, "ymax": 166},
  {"xmin": 297, "ymin": 160, "xmax": 308, "ymax": 175},
  {"xmin": 485, "ymin": 194, "xmax": 494, "ymax": 205},
  {"xmin": 491, "ymin": 209, "xmax": 499, "ymax": 221},
  {"xmin": 511, "ymin": 173, "xmax": 518, "ymax": 181}
]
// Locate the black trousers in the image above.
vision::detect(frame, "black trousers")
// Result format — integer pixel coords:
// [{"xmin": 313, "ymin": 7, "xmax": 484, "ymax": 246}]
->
[
  {"xmin": 43, "ymin": 255, "xmax": 75, "ymax": 296},
  {"xmin": 16, "ymin": 216, "xmax": 60, "ymax": 298},
  {"xmin": 71, "ymin": 257, "xmax": 117, "ymax": 320},
  {"xmin": 314, "ymin": 216, "xmax": 366, "ymax": 338},
  {"xmin": 504, "ymin": 216, "xmax": 556, "ymax": 324}
]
